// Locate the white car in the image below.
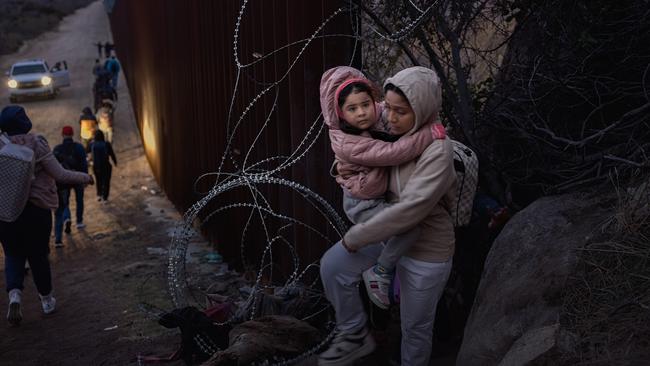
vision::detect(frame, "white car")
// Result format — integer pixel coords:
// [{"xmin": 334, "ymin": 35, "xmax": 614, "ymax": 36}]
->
[{"xmin": 5, "ymin": 59, "xmax": 71, "ymax": 102}]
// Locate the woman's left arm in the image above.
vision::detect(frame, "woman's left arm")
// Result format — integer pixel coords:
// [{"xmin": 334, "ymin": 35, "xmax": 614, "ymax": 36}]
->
[{"xmin": 344, "ymin": 140, "xmax": 455, "ymax": 250}]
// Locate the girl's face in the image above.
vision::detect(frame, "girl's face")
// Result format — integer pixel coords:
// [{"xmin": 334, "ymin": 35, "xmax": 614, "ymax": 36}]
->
[
  {"xmin": 340, "ymin": 91, "xmax": 376, "ymax": 130},
  {"xmin": 385, "ymin": 90, "xmax": 415, "ymax": 135}
]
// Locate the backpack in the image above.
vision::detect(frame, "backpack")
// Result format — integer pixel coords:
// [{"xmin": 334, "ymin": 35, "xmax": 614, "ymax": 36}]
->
[
  {"xmin": 80, "ymin": 118, "xmax": 98, "ymax": 140},
  {"xmin": 97, "ymin": 106, "xmax": 113, "ymax": 129},
  {"xmin": 0, "ymin": 133, "xmax": 35, "ymax": 222},
  {"xmin": 449, "ymin": 139, "xmax": 479, "ymax": 227},
  {"xmin": 111, "ymin": 60, "xmax": 120, "ymax": 74}
]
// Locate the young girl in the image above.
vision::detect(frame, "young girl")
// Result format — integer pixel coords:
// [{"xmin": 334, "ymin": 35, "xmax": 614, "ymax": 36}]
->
[{"xmin": 320, "ymin": 66, "xmax": 446, "ymax": 311}]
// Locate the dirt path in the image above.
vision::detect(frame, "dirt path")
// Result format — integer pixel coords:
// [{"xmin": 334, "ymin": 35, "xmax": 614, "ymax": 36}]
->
[{"xmin": 0, "ymin": 2, "xmax": 186, "ymax": 365}]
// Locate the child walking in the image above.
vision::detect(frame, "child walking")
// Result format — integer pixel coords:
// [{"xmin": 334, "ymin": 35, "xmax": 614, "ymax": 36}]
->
[
  {"xmin": 90, "ymin": 130, "xmax": 117, "ymax": 202},
  {"xmin": 320, "ymin": 66, "xmax": 446, "ymax": 311}
]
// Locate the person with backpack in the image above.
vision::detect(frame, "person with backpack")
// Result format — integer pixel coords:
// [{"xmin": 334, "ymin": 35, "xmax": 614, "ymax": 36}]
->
[
  {"xmin": 79, "ymin": 106, "xmax": 98, "ymax": 150},
  {"xmin": 52, "ymin": 126, "xmax": 89, "ymax": 248},
  {"xmin": 90, "ymin": 129, "xmax": 117, "ymax": 202},
  {"xmin": 92, "ymin": 58, "xmax": 103, "ymax": 77},
  {"xmin": 0, "ymin": 106, "xmax": 93, "ymax": 327},
  {"xmin": 92, "ymin": 71, "xmax": 117, "ymax": 113},
  {"xmin": 103, "ymin": 54, "xmax": 121, "ymax": 89},
  {"xmin": 320, "ymin": 66, "xmax": 445, "ymax": 311},
  {"xmin": 96, "ymin": 99, "xmax": 115, "ymax": 143},
  {"xmin": 318, "ymin": 67, "xmax": 456, "ymax": 366}
]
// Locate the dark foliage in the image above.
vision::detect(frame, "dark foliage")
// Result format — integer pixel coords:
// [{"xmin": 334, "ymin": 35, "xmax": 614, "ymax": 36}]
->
[{"xmin": 482, "ymin": 0, "xmax": 650, "ymax": 204}]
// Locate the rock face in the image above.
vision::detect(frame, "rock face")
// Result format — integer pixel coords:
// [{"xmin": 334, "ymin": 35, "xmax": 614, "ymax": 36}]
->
[
  {"xmin": 456, "ymin": 193, "xmax": 612, "ymax": 365},
  {"xmin": 202, "ymin": 315, "xmax": 320, "ymax": 366}
]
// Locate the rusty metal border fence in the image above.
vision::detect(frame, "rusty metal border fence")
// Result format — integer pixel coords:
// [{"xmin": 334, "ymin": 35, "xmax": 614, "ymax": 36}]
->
[{"xmin": 108, "ymin": 1, "xmax": 359, "ymax": 271}]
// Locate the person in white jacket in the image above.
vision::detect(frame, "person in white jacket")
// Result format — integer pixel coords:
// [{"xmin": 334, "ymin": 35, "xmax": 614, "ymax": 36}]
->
[{"xmin": 318, "ymin": 67, "xmax": 457, "ymax": 366}]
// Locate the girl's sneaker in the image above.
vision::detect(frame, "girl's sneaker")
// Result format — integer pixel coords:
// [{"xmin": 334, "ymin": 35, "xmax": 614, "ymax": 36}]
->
[
  {"xmin": 40, "ymin": 293, "xmax": 56, "ymax": 314},
  {"xmin": 7, "ymin": 289, "xmax": 22, "ymax": 326},
  {"xmin": 362, "ymin": 264, "xmax": 392, "ymax": 310}
]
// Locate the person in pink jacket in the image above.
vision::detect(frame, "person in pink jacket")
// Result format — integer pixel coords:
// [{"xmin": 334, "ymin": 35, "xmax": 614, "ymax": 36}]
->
[
  {"xmin": 0, "ymin": 105, "xmax": 94, "ymax": 327},
  {"xmin": 319, "ymin": 67, "xmax": 456, "ymax": 366},
  {"xmin": 320, "ymin": 66, "xmax": 446, "ymax": 313}
]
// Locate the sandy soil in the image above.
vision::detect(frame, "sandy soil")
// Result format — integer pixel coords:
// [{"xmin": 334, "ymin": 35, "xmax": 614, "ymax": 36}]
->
[{"xmin": 0, "ymin": 2, "xmax": 186, "ymax": 365}]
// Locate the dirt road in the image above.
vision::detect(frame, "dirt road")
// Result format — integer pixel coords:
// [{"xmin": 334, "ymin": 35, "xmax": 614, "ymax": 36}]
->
[{"xmin": 0, "ymin": 2, "xmax": 186, "ymax": 365}]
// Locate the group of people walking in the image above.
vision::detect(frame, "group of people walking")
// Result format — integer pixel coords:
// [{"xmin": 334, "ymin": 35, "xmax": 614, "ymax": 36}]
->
[
  {"xmin": 53, "ymin": 120, "xmax": 117, "ymax": 248},
  {"xmin": 92, "ymin": 42, "xmax": 120, "ymax": 114},
  {"xmin": 0, "ymin": 104, "xmax": 118, "ymax": 326},
  {"xmin": 0, "ymin": 50, "xmax": 121, "ymax": 326},
  {"xmin": 0, "ymin": 106, "xmax": 95, "ymax": 326}
]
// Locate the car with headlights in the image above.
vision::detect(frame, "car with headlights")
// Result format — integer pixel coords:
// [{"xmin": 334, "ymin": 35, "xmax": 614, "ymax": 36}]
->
[{"xmin": 5, "ymin": 59, "xmax": 70, "ymax": 102}]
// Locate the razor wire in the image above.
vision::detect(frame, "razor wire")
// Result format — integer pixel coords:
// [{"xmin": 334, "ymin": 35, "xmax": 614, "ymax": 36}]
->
[{"xmin": 164, "ymin": 0, "xmax": 438, "ymax": 363}]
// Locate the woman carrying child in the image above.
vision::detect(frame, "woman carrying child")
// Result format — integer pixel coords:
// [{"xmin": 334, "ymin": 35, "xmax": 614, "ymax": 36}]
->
[
  {"xmin": 318, "ymin": 67, "xmax": 457, "ymax": 366},
  {"xmin": 0, "ymin": 106, "xmax": 94, "ymax": 326}
]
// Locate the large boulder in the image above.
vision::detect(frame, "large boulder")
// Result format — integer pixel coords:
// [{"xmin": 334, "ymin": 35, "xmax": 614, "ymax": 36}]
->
[
  {"xmin": 202, "ymin": 315, "xmax": 320, "ymax": 365},
  {"xmin": 456, "ymin": 193, "xmax": 612, "ymax": 365}
]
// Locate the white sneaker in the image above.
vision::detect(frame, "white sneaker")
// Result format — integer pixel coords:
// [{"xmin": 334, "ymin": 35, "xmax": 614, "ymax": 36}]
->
[
  {"xmin": 7, "ymin": 289, "xmax": 22, "ymax": 326},
  {"xmin": 76, "ymin": 222, "xmax": 86, "ymax": 229},
  {"xmin": 40, "ymin": 293, "xmax": 56, "ymax": 315},
  {"xmin": 318, "ymin": 327, "xmax": 376, "ymax": 366},
  {"xmin": 362, "ymin": 265, "xmax": 393, "ymax": 310}
]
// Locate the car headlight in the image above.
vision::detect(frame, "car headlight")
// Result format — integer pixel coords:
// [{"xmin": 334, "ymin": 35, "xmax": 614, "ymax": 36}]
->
[
  {"xmin": 7, "ymin": 79, "xmax": 18, "ymax": 88},
  {"xmin": 41, "ymin": 76, "xmax": 52, "ymax": 86}
]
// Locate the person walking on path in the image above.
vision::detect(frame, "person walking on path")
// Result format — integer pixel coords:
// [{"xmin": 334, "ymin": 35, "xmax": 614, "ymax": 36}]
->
[
  {"xmin": 92, "ymin": 59, "xmax": 103, "ymax": 77},
  {"xmin": 79, "ymin": 107, "xmax": 98, "ymax": 150},
  {"xmin": 318, "ymin": 67, "xmax": 456, "ymax": 366},
  {"xmin": 90, "ymin": 129, "xmax": 117, "ymax": 202},
  {"xmin": 103, "ymin": 54, "xmax": 121, "ymax": 89},
  {"xmin": 0, "ymin": 106, "xmax": 94, "ymax": 327},
  {"xmin": 52, "ymin": 125, "xmax": 89, "ymax": 248}
]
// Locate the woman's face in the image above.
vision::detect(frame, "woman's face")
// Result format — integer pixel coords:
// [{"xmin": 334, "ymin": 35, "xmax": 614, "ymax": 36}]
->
[
  {"xmin": 340, "ymin": 91, "xmax": 376, "ymax": 130},
  {"xmin": 384, "ymin": 90, "xmax": 415, "ymax": 135}
]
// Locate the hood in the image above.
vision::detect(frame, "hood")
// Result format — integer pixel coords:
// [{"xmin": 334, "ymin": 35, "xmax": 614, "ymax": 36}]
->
[
  {"xmin": 0, "ymin": 105, "xmax": 33, "ymax": 136},
  {"xmin": 384, "ymin": 66, "xmax": 442, "ymax": 136},
  {"xmin": 320, "ymin": 66, "xmax": 379, "ymax": 130}
]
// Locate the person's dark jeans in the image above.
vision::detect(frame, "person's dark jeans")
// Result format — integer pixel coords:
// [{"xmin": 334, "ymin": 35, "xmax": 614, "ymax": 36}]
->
[
  {"xmin": 94, "ymin": 164, "xmax": 112, "ymax": 200},
  {"xmin": 4, "ymin": 253, "xmax": 52, "ymax": 295},
  {"xmin": 54, "ymin": 188, "xmax": 71, "ymax": 242},
  {"xmin": 72, "ymin": 184, "xmax": 84, "ymax": 223},
  {"xmin": 0, "ymin": 202, "xmax": 53, "ymax": 295}
]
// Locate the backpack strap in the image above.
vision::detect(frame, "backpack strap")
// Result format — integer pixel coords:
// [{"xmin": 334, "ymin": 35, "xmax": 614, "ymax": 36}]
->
[{"xmin": 0, "ymin": 132, "xmax": 11, "ymax": 146}]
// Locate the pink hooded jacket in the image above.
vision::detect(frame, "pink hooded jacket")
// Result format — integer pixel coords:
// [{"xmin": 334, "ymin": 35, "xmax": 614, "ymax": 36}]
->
[{"xmin": 320, "ymin": 66, "xmax": 445, "ymax": 199}]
